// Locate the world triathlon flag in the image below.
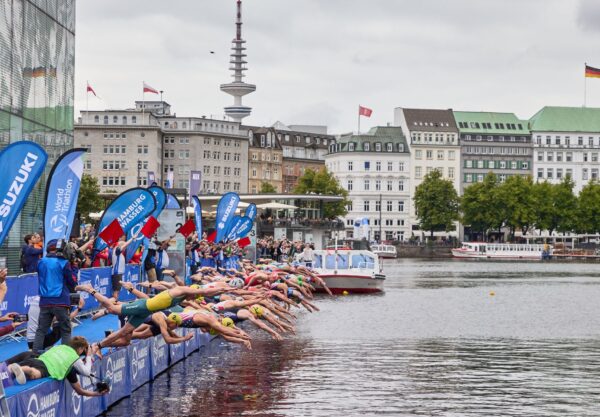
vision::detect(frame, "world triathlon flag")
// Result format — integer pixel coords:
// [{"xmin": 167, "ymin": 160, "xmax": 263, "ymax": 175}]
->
[
  {"xmin": 215, "ymin": 192, "xmax": 240, "ymax": 243},
  {"xmin": 585, "ymin": 64, "xmax": 600, "ymax": 78},
  {"xmin": 43, "ymin": 148, "xmax": 86, "ymax": 251},
  {"xmin": 94, "ymin": 187, "xmax": 157, "ymax": 252},
  {"xmin": 0, "ymin": 142, "xmax": 48, "ymax": 247},
  {"xmin": 245, "ymin": 203, "xmax": 257, "ymax": 222},
  {"xmin": 192, "ymin": 195, "xmax": 202, "ymax": 239}
]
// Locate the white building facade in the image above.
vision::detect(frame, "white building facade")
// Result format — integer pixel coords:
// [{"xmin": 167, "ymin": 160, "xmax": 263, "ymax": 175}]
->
[
  {"xmin": 530, "ymin": 106, "xmax": 600, "ymax": 195},
  {"xmin": 326, "ymin": 127, "xmax": 411, "ymax": 242},
  {"xmin": 394, "ymin": 108, "xmax": 461, "ymax": 238}
]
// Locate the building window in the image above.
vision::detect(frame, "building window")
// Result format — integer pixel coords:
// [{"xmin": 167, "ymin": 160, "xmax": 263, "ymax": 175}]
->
[
  {"xmin": 376, "ymin": 161, "xmax": 381, "ymax": 171},
  {"xmin": 364, "ymin": 201, "xmax": 370, "ymax": 211},
  {"xmin": 415, "ymin": 166, "xmax": 422, "ymax": 179},
  {"xmin": 537, "ymin": 168, "xmax": 543, "ymax": 179},
  {"xmin": 364, "ymin": 143, "xmax": 370, "ymax": 152},
  {"xmin": 556, "ymin": 168, "xmax": 563, "ymax": 179},
  {"xmin": 415, "ymin": 150, "xmax": 422, "ymax": 159},
  {"xmin": 437, "ymin": 150, "xmax": 444, "ymax": 160},
  {"xmin": 103, "ymin": 116, "xmax": 108, "ymax": 124},
  {"xmin": 375, "ymin": 180, "xmax": 381, "ymax": 191},
  {"xmin": 94, "ymin": 115, "xmax": 99, "ymax": 123},
  {"xmin": 347, "ymin": 180, "xmax": 353, "ymax": 191},
  {"xmin": 364, "ymin": 161, "xmax": 370, "ymax": 171},
  {"xmin": 398, "ymin": 201, "xmax": 404, "ymax": 212},
  {"xmin": 398, "ymin": 162, "xmax": 404, "ymax": 171},
  {"xmin": 364, "ymin": 180, "xmax": 370, "ymax": 191},
  {"xmin": 348, "ymin": 161, "xmax": 353, "ymax": 171},
  {"xmin": 375, "ymin": 200, "xmax": 381, "ymax": 212},
  {"xmin": 386, "ymin": 201, "xmax": 393, "ymax": 211},
  {"xmin": 566, "ymin": 152, "xmax": 573, "ymax": 162},
  {"xmin": 448, "ymin": 150, "xmax": 455, "ymax": 160},
  {"xmin": 547, "ymin": 168, "xmax": 554, "ymax": 179},
  {"xmin": 398, "ymin": 180, "xmax": 404, "ymax": 191},
  {"xmin": 448, "ymin": 167, "xmax": 455, "ymax": 178},
  {"xmin": 387, "ymin": 180, "xmax": 393, "ymax": 191}
]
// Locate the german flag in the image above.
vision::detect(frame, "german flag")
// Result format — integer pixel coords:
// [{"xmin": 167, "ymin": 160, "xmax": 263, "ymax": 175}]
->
[{"xmin": 585, "ymin": 64, "xmax": 600, "ymax": 78}]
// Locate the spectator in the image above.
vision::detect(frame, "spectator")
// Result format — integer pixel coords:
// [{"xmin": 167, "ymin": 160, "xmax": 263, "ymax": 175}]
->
[
  {"xmin": 32, "ymin": 239, "xmax": 76, "ymax": 354},
  {"xmin": 6, "ymin": 336, "xmax": 107, "ymax": 397},
  {"xmin": 110, "ymin": 235, "xmax": 135, "ymax": 300},
  {"xmin": 26, "ymin": 295, "xmax": 85, "ymax": 350},
  {"xmin": 155, "ymin": 238, "xmax": 171, "ymax": 281},
  {"xmin": 21, "ymin": 234, "xmax": 43, "ymax": 273}
]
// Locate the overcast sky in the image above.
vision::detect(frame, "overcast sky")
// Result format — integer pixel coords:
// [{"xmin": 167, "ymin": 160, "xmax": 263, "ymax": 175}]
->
[{"xmin": 75, "ymin": 0, "xmax": 600, "ymax": 134}]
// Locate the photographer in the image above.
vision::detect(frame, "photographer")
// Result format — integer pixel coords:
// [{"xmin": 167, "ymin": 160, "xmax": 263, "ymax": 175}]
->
[
  {"xmin": 6, "ymin": 336, "xmax": 108, "ymax": 397},
  {"xmin": 0, "ymin": 312, "xmax": 26, "ymax": 337},
  {"xmin": 32, "ymin": 239, "xmax": 77, "ymax": 354},
  {"xmin": 26, "ymin": 294, "xmax": 85, "ymax": 349}
]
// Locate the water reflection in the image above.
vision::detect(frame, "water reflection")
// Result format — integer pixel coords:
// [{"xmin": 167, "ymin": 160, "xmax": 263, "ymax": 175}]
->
[{"xmin": 105, "ymin": 260, "xmax": 600, "ymax": 416}]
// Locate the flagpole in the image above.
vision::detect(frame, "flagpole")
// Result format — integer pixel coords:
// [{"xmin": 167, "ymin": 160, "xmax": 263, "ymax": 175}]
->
[
  {"xmin": 358, "ymin": 106, "xmax": 361, "ymax": 134},
  {"xmin": 584, "ymin": 64, "xmax": 588, "ymax": 108},
  {"xmin": 86, "ymin": 80, "xmax": 89, "ymax": 117},
  {"xmin": 142, "ymin": 81, "xmax": 145, "ymax": 120}
]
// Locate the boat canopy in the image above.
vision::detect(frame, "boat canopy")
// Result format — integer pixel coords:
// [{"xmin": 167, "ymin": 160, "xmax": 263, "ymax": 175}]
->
[{"xmin": 314, "ymin": 252, "xmax": 376, "ymax": 270}]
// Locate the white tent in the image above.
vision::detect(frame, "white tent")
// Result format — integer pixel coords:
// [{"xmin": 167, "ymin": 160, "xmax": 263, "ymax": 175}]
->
[{"xmin": 256, "ymin": 202, "xmax": 298, "ymax": 210}]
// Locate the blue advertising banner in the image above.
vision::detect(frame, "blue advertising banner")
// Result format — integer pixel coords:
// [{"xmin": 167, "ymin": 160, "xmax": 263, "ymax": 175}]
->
[
  {"xmin": 0, "ymin": 274, "xmax": 38, "ymax": 316},
  {"xmin": 120, "ymin": 265, "xmax": 141, "ymax": 302},
  {"xmin": 150, "ymin": 335, "xmax": 169, "ymax": 378},
  {"xmin": 215, "ymin": 192, "xmax": 240, "ymax": 243},
  {"xmin": 169, "ymin": 329, "xmax": 185, "ymax": 365},
  {"xmin": 125, "ymin": 185, "xmax": 168, "ymax": 262},
  {"xmin": 129, "ymin": 339, "xmax": 151, "ymax": 390},
  {"xmin": 101, "ymin": 347, "xmax": 131, "ymax": 407},
  {"xmin": 94, "ymin": 188, "xmax": 157, "ymax": 253},
  {"xmin": 246, "ymin": 203, "xmax": 257, "ymax": 222},
  {"xmin": 65, "ymin": 360, "xmax": 104, "ymax": 417},
  {"xmin": 77, "ymin": 268, "xmax": 112, "ymax": 312},
  {"xmin": 43, "ymin": 148, "xmax": 86, "ymax": 250},
  {"xmin": 148, "ymin": 186, "xmax": 167, "ymax": 219},
  {"xmin": 183, "ymin": 328, "xmax": 200, "ymax": 356},
  {"xmin": 0, "ymin": 141, "xmax": 48, "ymax": 247},
  {"xmin": 191, "ymin": 195, "xmax": 202, "ymax": 239},
  {"xmin": 17, "ymin": 379, "xmax": 64, "ymax": 417},
  {"xmin": 166, "ymin": 193, "xmax": 181, "ymax": 209}
]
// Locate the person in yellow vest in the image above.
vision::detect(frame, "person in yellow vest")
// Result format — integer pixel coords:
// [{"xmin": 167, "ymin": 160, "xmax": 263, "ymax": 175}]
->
[{"xmin": 5, "ymin": 336, "xmax": 108, "ymax": 397}]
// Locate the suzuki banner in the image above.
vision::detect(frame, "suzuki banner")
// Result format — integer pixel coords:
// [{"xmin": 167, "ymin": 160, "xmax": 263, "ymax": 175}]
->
[
  {"xmin": 94, "ymin": 188, "xmax": 157, "ymax": 252},
  {"xmin": 43, "ymin": 148, "xmax": 86, "ymax": 251},
  {"xmin": 0, "ymin": 141, "xmax": 48, "ymax": 247},
  {"xmin": 215, "ymin": 192, "xmax": 240, "ymax": 243}
]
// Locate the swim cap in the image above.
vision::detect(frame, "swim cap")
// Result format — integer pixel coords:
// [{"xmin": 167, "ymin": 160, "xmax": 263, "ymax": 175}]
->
[
  {"xmin": 250, "ymin": 304, "xmax": 263, "ymax": 317},
  {"xmin": 222, "ymin": 317, "xmax": 234, "ymax": 327},
  {"xmin": 167, "ymin": 313, "xmax": 182, "ymax": 326},
  {"xmin": 229, "ymin": 278, "xmax": 244, "ymax": 289},
  {"xmin": 189, "ymin": 284, "xmax": 201, "ymax": 290}
]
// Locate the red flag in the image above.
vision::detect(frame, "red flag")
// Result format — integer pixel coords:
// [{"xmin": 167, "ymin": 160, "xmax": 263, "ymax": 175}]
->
[
  {"xmin": 140, "ymin": 216, "xmax": 160, "ymax": 238},
  {"xmin": 143, "ymin": 82, "xmax": 159, "ymax": 94},
  {"xmin": 359, "ymin": 105, "xmax": 373, "ymax": 117},
  {"xmin": 207, "ymin": 231, "xmax": 216, "ymax": 243},
  {"xmin": 238, "ymin": 237, "xmax": 251, "ymax": 248},
  {"xmin": 86, "ymin": 83, "xmax": 97, "ymax": 97},
  {"xmin": 178, "ymin": 219, "xmax": 196, "ymax": 238},
  {"xmin": 98, "ymin": 219, "xmax": 124, "ymax": 247}
]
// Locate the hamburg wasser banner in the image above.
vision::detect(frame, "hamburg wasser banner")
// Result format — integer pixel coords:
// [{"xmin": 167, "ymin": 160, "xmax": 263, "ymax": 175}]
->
[
  {"xmin": 0, "ymin": 141, "xmax": 48, "ymax": 247},
  {"xmin": 125, "ymin": 185, "xmax": 167, "ymax": 262},
  {"xmin": 192, "ymin": 195, "xmax": 202, "ymax": 239},
  {"xmin": 94, "ymin": 187, "xmax": 157, "ymax": 252},
  {"xmin": 43, "ymin": 148, "xmax": 86, "ymax": 250},
  {"xmin": 148, "ymin": 185, "xmax": 167, "ymax": 219},
  {"xmin": 215, "ymin": 192, "xmax": 240, "ymax": 243}
]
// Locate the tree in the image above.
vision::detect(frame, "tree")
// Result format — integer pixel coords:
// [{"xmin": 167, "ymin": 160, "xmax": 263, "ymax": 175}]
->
[
  {"xmin": 496, "ymin": 175, "xmax": 537, "ymax": 239},
  {"xmin": 77, "ymin": 174, "xmax": 104, "ymax": 223},
  {"xmin": 294, "ymin": 168, "xmax": 349, "ymax": 219},
  {"xmin": 533, "ymin": 176, "xmax": 577, "ymax": 235},
  {"xmin": 260, "ymin": 182, "xmax": 277, "ymax": 193},
  {"xmin": 574, "ymin": 181, "xmax": 600, "ymax": 233},
  {"xmin": 460, "ymin": 172, "xmax": 503, "ymax": 240},
  {"xmin": 413, "ymin": 170, "xmax": 459, "ymax": 238}
]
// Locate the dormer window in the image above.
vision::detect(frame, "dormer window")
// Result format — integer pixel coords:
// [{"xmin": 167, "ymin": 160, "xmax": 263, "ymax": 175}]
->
[
  {"xmin": 387, "ymin": 143, "xmax": 393, "ymax": 152},
  {"xmin": 398, "ymin": 144, "xmax": 404, "ymax": 152},
  {"xmin": 349, "ymin": 143, "xmax": 355, "ymax": 151},
  {"xmin": 375, "ymin": 143, "xmax": 381, "ymax": 152},
  {"xmin": 364, "ymin": 143, "xmax": 370, "ymax": 151}
]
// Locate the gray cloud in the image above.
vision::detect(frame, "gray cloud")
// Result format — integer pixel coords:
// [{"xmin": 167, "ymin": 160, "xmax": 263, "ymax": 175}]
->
[{"xmin": 75, "ymin": 0, "xmax": 598, "ymax": 133}]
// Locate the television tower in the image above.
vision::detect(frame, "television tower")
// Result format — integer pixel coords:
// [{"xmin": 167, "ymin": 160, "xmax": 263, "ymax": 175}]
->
[{"xmin": 220, "ymin": 0, "xmax": 256, "ymax": 123}]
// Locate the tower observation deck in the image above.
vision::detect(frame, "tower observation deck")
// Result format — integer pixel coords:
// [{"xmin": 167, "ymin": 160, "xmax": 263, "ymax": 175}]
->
[{"xmin": 220, "ymin": 0, "xmax": 256, "ymax": 123}]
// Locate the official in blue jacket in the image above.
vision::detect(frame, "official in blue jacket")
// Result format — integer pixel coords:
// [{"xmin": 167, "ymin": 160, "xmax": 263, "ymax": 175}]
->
[{"xmin": 32, "ymin": 240, "xmax": 76, "ymax": 354}]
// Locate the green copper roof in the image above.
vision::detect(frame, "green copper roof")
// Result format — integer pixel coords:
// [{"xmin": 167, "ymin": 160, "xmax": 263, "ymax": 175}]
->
[
  {"xmin": 529, "ymin": 106, "xmax": 600, "ymax": 133},
  {"xmin": 335, "ymin": 126, "xmax": 409, "ymax": 153},
  {"xmin": 453, "ymin": 111, "xmax": 529, "ymax": 135}
]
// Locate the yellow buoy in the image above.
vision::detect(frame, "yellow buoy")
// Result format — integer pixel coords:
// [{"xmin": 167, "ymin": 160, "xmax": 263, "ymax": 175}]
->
[
  {"xmin": 342, "ymin": 290, "xmax": 349, "ymax": 296},
  {"xmin": 489, "ymin": 291, "xmax": 495, "ymax": 296}
]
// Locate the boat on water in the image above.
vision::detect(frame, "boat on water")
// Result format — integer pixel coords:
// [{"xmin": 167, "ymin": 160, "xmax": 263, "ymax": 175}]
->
[
  {"xmin": 309, "ymin": 249, "xmax": 385, "ymax": 294},
  {"xmin": 371, "ymin": 244, "xmax": 398, "ymax": 259},
  {"xmin": 452, "ymin": 242, "xmax": 552, "ymax": 260}
]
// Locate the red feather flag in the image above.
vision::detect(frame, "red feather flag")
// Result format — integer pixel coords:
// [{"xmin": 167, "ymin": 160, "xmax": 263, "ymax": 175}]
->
[
  {"xmin": 207, "ymin": 231, "xmax": 217, "ymax": 243},
  {"xmin": 237, "ymin": 237, "xmax": 251, "ymax": 248}
]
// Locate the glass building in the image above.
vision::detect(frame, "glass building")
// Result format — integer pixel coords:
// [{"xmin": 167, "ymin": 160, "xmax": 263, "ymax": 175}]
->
[{"xmin": 0, "ymin": 0, "xmax": 75, "ymax": 271}]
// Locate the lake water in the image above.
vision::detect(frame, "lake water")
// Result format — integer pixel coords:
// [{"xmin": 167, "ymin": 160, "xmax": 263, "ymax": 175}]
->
[{"xmin": 105, "ymin": 259, "xmax": 600, "ymax": 416}]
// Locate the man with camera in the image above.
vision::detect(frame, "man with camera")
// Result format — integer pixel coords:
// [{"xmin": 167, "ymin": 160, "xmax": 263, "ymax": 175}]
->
[
  {"xmin": 32, "ymin": 239, "xmax": 77, "ymax": 354},
  {"xmin": 6, "ymin": 336, "xmax": 109, "ymax": 397}
]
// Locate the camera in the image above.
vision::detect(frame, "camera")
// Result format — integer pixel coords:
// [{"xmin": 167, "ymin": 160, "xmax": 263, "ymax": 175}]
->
[
  {"xmin": 95, "ymin": 378, "xmax": 111, "ymax": 392},
  {"xmin": 12, "ymin": 314, "xmax": 28, "ymax": 323},
  {"xmin": 70, "ymin": 293, "xmax": 81, "ymax": 306}
]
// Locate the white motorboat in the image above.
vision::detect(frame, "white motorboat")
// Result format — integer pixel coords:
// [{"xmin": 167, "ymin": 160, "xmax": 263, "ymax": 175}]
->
[
  {"xmin": 452, "ymin": 242, "xmax": 552, "ymax": 260},
  {"xmin": 371, "ymin": 244, "xmax": 398, "ymax": 259},
  {"xmin": 310, "ymin": 249, "xmax": 385, "ymax": 294}
]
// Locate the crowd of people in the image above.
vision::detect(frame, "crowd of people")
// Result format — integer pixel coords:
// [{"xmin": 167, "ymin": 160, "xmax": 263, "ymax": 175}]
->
[{"xmin": 0, "ymin": 226, "xmax": 328, "ymax": 399}]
